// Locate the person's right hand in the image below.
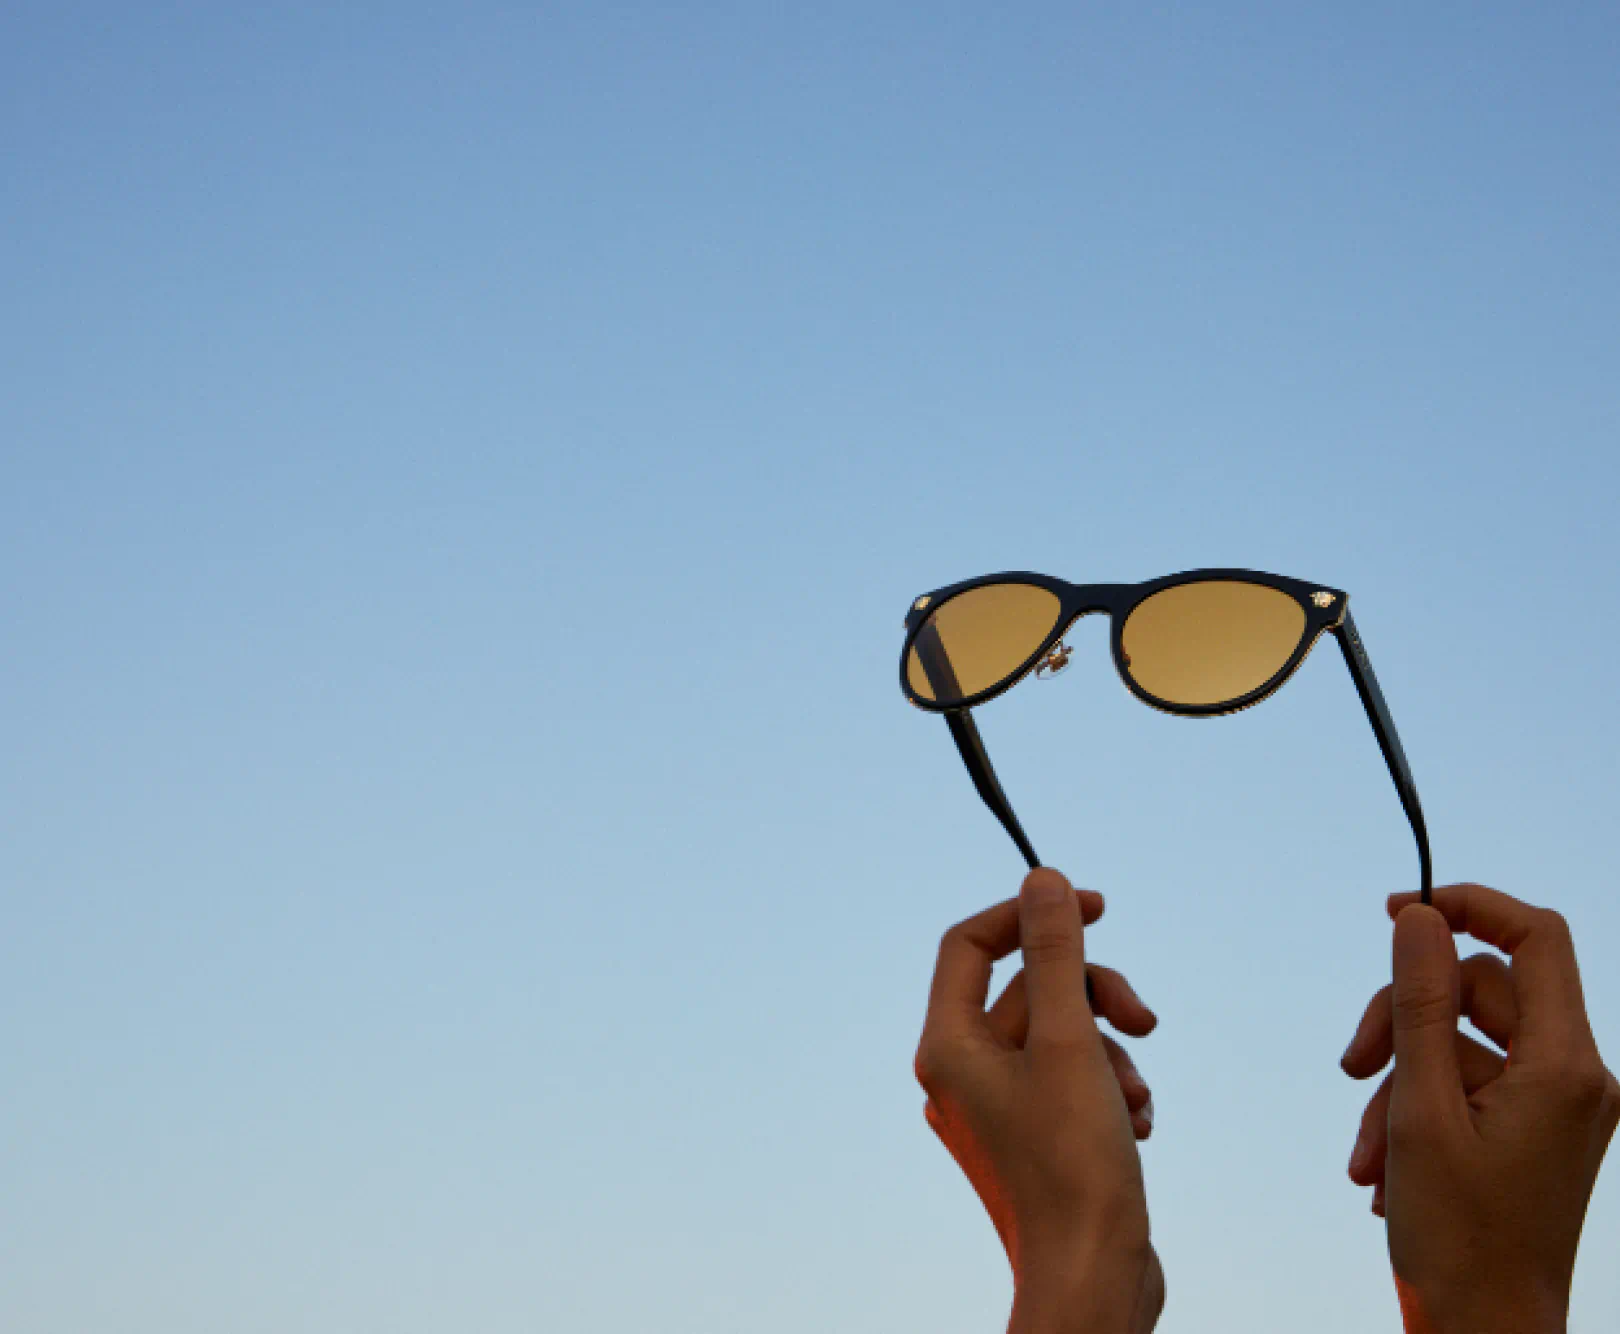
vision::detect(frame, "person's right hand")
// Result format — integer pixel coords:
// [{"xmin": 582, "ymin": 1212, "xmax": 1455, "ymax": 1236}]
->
[
  {"xmin": 916, "ymin": 869, "xmax": 1162, "ymax": 1334},
  {"xmin": 1341, "ymin": 884, "xmax": 1620, "ymax": 1334}
]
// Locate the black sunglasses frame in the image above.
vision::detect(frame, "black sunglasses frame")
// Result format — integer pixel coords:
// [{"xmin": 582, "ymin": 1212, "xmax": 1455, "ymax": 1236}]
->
[{"xmin": 899, "ymin": 568, "xmax": 1432, "ymax": 903}]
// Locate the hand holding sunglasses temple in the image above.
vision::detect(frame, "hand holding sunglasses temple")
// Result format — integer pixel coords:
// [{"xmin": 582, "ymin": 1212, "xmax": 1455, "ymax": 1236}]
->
[{"xmin": 910, "ymin": 582, "xmax": 1432, "ymax": 904}]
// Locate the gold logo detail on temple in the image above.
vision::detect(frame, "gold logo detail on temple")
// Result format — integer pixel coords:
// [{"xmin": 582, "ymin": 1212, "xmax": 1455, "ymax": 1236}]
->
[{"xmin": 1312, "ymin": 592, "xmax": 1335, "ymax": 607}]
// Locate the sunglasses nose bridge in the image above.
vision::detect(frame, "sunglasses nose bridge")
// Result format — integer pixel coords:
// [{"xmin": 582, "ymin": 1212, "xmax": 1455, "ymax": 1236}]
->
[
  {"xmin": 1065, "ymin": 583, "xmax": 1126, "ymax": 619},
  {"xmin": 1054, "ymin": 602, "xmax": 1113, "ymax": 644}
]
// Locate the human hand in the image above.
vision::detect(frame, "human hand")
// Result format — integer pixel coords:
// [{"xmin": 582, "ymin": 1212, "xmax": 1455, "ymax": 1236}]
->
[
  {"xmin": 915, "ymin": 868, "xmax": 1163, "ymax": 1334},
  {"xmin": 1341, "ymin": 884, "xmax": 1620, "ymax": 1334}
]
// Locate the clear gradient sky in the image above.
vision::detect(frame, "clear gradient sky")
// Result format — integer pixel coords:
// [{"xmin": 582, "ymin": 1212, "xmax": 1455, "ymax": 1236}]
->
[{"xmin": 4, "ymin": 4, "xmax": 1618, "ymax": 1331}]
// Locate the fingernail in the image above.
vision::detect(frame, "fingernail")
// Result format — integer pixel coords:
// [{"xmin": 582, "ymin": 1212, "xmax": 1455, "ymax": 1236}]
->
[
  {"xmin": 1023, "ymin": 871, "xmax": 1068, "ymax": 905},
  {"xmin": 1140, "ymin": 1097, "xmax": 1154, "ymax": 1131},
  {"xmin": 1341, "ymin": 1036, "xmax": 1359, "ymax": 1068}
]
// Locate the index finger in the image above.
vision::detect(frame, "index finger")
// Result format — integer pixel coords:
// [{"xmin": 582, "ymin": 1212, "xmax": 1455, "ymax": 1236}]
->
[
  {"xmin": 926, "ymin": 889, "xmax": 1103, "ymax": 1035},
  {"xmin": 1388, "ymin": 883, "xmax": 1592, "ymax": 1057}
]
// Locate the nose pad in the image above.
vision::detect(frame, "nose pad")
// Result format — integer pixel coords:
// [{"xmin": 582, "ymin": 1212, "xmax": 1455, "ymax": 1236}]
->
[{"xmin": 1034, "ymin": 640, "xmax": 1074, "ymax": 681}]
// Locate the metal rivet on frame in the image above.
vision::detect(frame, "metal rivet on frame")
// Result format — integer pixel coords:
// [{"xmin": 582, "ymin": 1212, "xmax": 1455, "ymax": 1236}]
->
[
  {"xmin": 1034, "ymin": 641, "xmax": 1074, "ymax": 680},
  {"xmin": 913, "ymin": 595, "xmax": 931, "ymax": 611},
  {"xmin": 1312, "ymin": 592, "xmax": 1335, "ymax": 608}
]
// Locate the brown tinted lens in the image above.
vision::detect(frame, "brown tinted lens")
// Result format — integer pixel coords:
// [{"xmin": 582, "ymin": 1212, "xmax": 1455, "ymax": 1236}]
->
[
  {"xmin": 1120, "ymin": 580, "xmax": 1307, "ymax": 707},
  {"xmin": 906, "ymin": 583, "xmax": 1064, "ymax": 705}
]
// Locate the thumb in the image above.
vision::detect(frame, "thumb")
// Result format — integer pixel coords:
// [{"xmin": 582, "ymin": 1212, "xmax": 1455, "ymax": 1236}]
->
[
  {"xmin": 1390, "ymin": 904, "xmax": 1467, "ymax": 1129},
  {"xmin": 1018, "ymin": 868, "xmax": 1095, "ymax": 1044}
]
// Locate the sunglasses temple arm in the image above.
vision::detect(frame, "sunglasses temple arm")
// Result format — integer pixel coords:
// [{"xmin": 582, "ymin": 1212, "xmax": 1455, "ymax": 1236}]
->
[
  {"xmin": 909, "ymin": 618, "xmax": 1040, "ymax": 870},
  {"xmin": 1333, "ymin": 608, "xmax": 1433, "ymax": 904},
  {"xmin": 944, "ymin": 709, "xmax": 1042, "ymax": 871}
]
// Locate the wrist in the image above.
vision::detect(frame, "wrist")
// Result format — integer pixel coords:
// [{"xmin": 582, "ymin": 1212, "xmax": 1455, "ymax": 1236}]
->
[
  {"xmin": 1010, "ymin": 1238, "xmax": 1160, "ymax": 1334},
  {"xmin": 1397, "ymin": 1276, "xmax": 1566, "ymax": 1334}
]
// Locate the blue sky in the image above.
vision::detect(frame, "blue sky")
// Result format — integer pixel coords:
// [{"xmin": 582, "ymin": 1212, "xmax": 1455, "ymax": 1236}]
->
[{"xmin": 3, "ymin": 3, "xmax": 1618, "ymax": 1330}]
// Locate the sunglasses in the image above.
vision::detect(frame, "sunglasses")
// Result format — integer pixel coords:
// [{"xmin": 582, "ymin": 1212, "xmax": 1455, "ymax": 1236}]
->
[{"xmin": 899, "ymin": 568, "xmax": 1432, "ymax": 904}]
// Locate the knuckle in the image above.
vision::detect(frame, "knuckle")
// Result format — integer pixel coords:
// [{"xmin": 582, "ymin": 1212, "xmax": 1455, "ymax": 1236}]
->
[
  {"xmin": 1461, "ymin": 951, "xmax": 1507, "ymax": 979},
  {"xmin": 1393, "ymin": 977, "xmax": 1454, "ymax": 1031},
  {"xmin": 1557, "ymin": 1054, "xmax": 1611, "ymax": 1113},
  {"xmin": 1358, "ymin": 1105, "xmax": 1386, "ymax": 1149},
  {"xmin": 1537, "ymin": 908, "xmax": 1574, "ymax": 947},
  {"xmin": 913, "ymin": 1032, "xmax": 967, "ymax": 1095},
  {"xmin": 1022, "ymin": 924, "xmax": 1079, "ymax": 966},
  {"xmin": 913, "ymin": 1038, "xmax": 940, "ymax": 1092}
]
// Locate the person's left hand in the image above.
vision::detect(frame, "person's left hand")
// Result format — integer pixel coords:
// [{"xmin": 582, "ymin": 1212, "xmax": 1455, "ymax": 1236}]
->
[
  {"xmin": 915, "ymin": 868, "xmax": 1162, "ymax": 1334},
  {"xmin": 1341, "ymin": 917, "xmax": 1513, "ymax": 1219}
]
